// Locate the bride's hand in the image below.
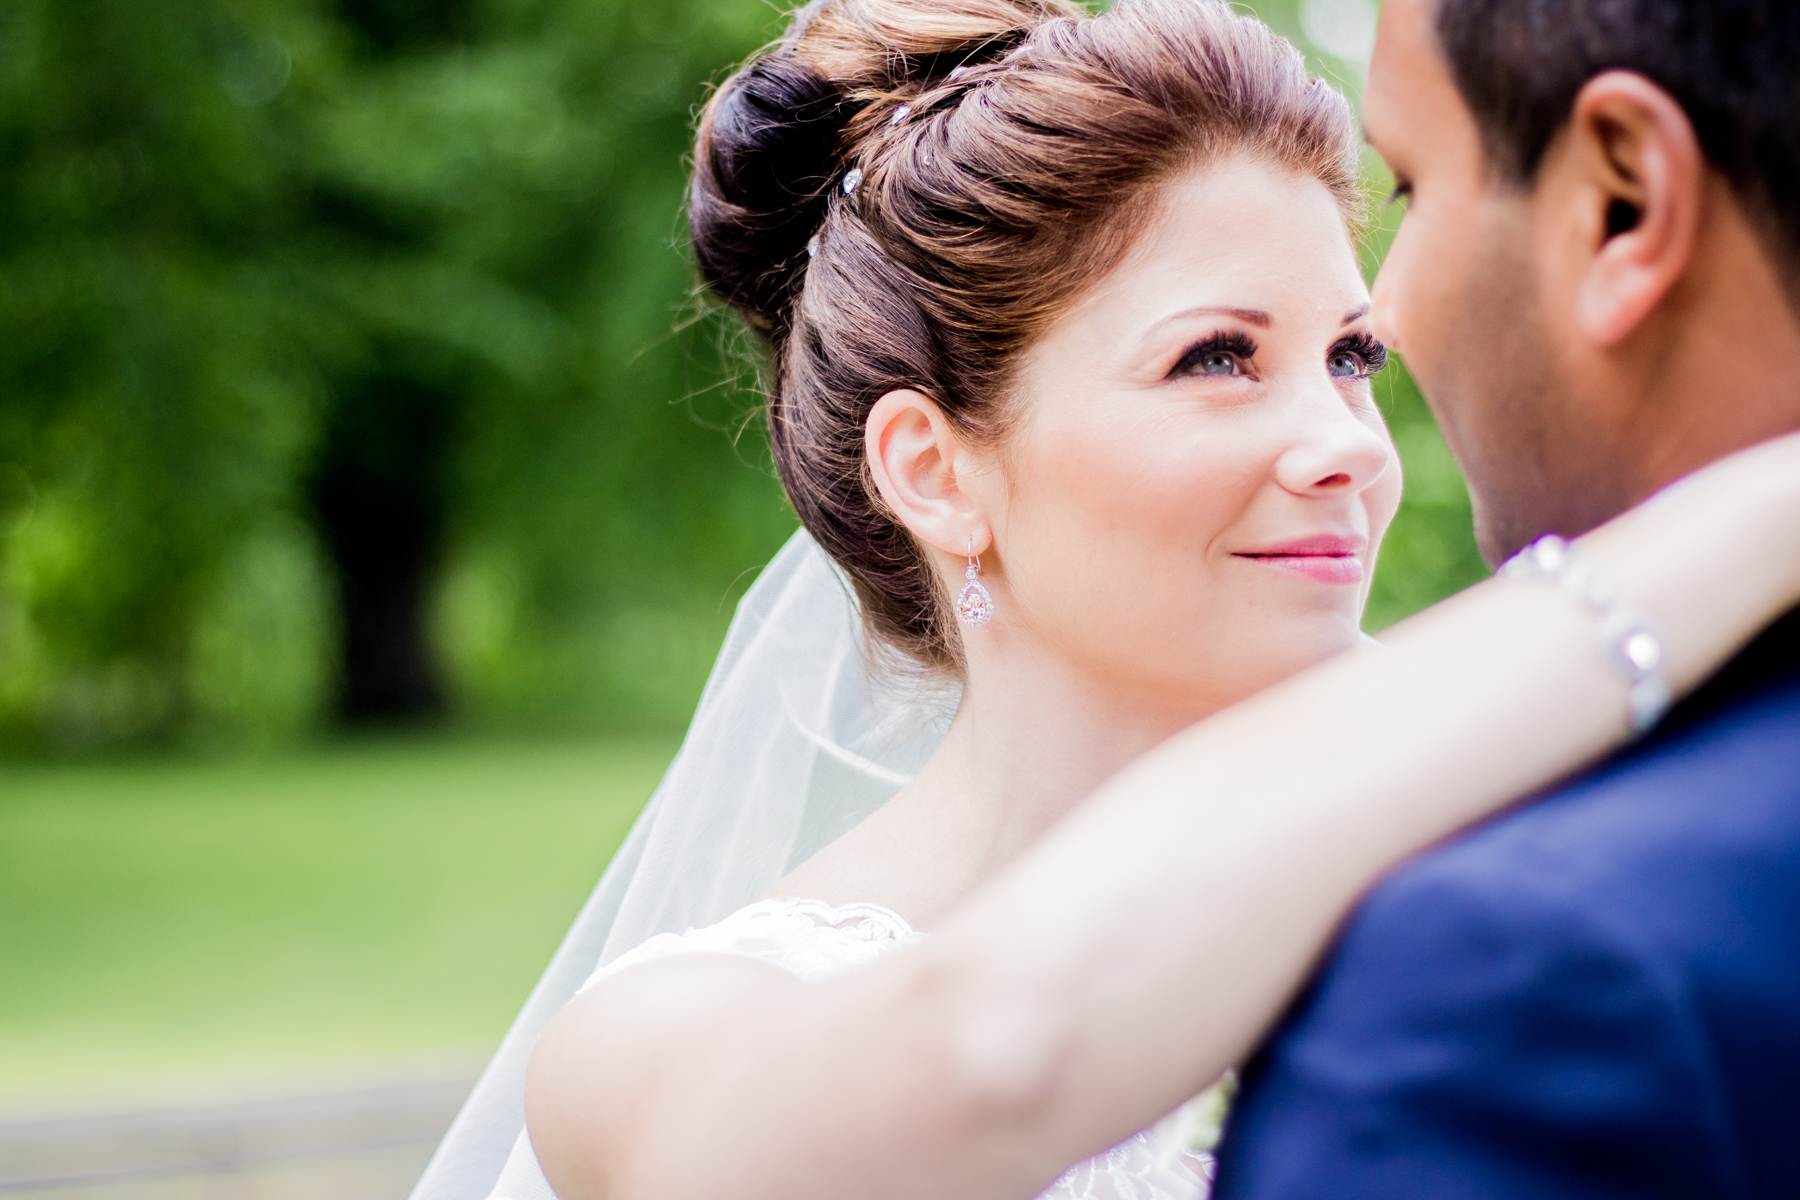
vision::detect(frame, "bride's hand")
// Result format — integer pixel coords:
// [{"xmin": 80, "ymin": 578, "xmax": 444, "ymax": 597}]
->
[{"xmin": 1573, "ymin": 427, "xmax": 1800, "ymax": 694}]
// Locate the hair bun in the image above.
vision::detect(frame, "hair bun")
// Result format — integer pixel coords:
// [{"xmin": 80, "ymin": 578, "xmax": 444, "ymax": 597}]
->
[
  {"xmin": 690, "ymin": 53, "xmax": 850, "ymax": 333},
  {"xmin": 691, "ymin": 0, "xmax": 1080, "ymax": 334}
]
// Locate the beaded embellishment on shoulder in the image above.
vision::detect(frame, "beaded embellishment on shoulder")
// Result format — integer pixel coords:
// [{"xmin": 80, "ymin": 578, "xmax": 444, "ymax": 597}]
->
[{"xmin": 582, "ymin": 897, "xmax": 922, "ymax": 991}]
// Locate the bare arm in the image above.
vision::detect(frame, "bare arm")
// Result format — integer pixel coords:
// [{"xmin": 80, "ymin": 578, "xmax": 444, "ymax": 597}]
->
[{"xmin": 528, "ymin": 433, "xmax": 1800, "ymax": 1200}]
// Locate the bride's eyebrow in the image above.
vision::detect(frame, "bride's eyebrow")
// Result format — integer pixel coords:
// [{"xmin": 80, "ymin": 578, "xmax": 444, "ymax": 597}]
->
[
  {"xmin": 1142, "ymin": 305, "xmax": 1273, "ymax": 343},
  {"xmin": 1179, "ymin": 305, "xmax": 1271, "ymax": 327},
  {"xmin": 1341, "ymin": 304, "xmax": 1371, "ymax": 325}
]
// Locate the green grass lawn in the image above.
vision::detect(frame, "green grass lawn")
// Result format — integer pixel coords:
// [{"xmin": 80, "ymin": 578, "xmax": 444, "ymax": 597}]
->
[{"xmin": 0, "ymin": 735, "xmax": 675, "ymax": 1107}]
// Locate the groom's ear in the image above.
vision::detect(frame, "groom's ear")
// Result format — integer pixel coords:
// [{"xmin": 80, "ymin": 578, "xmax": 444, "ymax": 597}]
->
[
  {"xmin": 864, "ymin": 389, "xmax": 993, "ymax": 561},
  {"xmin": 1556, "ymin": 71, "xmax": 1704, "ymax": 348}
]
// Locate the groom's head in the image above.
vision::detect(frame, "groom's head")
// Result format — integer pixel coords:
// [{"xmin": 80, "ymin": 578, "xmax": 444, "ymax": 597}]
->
[{"xmin": 1366, "ymin": 0, "xmax": 1800, "ymax": 563}]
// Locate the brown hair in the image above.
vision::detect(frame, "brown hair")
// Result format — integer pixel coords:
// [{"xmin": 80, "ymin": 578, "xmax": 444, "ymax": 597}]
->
[{"xmin": 691, "ymin": 0, "xmax": 1362, "ymax": 672}]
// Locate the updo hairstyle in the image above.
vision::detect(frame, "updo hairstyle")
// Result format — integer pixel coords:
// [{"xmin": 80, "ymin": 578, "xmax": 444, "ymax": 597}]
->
[{"xmin": 691, "ymin": 0, "xmax": 1363, "ymax": 673}]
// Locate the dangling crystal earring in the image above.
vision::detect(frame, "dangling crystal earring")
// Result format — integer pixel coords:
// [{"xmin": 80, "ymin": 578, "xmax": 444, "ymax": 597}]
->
[{"xmin": 956, "ymin": 540, "xmax": 994, "ymax": 627}]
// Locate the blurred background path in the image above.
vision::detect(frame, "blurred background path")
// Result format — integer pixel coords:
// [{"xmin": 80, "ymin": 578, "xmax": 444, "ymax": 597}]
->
[
  {"xmin": 0, "ymin": 738, "xmax": 673, "ymax": 1200},
  {"xmin": 0, "ymin": 1064, "xmax": 477, "ymax": 1199}
]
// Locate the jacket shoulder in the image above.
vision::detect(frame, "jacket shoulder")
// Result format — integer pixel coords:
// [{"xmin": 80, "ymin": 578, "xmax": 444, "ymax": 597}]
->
[{"xmin": 1214, "ymin": 682, "xmax": 1800, "ymax": 1200}]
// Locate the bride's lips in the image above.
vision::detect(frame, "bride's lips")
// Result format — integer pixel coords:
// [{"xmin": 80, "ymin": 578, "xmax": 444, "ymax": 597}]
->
[{"xmin": 1232, "ymin": 534, "xmax": 1367, "ymax": 585}]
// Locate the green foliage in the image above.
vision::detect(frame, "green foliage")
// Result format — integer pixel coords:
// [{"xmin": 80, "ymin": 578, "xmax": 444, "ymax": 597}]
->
[
  {"xmin": 0, "ymin": 0, "xmax": 329, "ymax": 746},
  {"xmin": 0, "ymin": 0, "xmax": 795, "ymax": 750},
  {"xmin": 1365, "ymin": 357, "xmax": 1491, "ymax": 629},
  {"xmin": 305, "ymin": 0, "xmax": 799, "ymax": 727},
  {"xmin": 1358, "ymin": 195, "xmax": 1492, "ymax": 630}
]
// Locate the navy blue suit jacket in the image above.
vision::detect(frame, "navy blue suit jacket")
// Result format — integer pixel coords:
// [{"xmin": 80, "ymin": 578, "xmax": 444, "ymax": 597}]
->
[{"xmin": 1214, "ymin": 609, "xmax": 1800, "ymax": 1199}]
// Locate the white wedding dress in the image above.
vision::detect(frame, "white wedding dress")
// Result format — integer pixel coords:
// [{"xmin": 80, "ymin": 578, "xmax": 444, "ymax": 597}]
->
[{"xmin": 579, "ymin": 898, "xmax": 1217, "ymax": 1200}]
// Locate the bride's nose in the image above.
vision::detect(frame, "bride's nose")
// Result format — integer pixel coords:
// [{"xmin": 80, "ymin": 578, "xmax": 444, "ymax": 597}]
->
[{"xmin": 1272, "ymin": 398, "xmax": 1395, "ymax": 498}]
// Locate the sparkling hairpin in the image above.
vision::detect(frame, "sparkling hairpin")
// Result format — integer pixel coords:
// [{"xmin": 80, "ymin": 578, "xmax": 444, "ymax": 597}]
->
[
  {"xmin": 947, "ymin": 65, "xmax": 969, "ymax": 80},
  {"xmin": 888, "ymin": 103, "xmax": 912, "ymax": 126},
  {"xmin": 805, "ymin": 233, "xmax": 820, "ymax": 258},
  {"xmin": 841, "ymin": 167, "xmax": 863, "ymax": 195}
]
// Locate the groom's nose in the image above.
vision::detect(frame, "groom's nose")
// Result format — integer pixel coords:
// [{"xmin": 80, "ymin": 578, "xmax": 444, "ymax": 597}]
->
[{"xmin": 1370, "ymin": 267, "xmax": 1404, "ymax": 354}]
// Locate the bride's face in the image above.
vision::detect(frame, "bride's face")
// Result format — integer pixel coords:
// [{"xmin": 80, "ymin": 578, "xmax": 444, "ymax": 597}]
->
[{"xmin": 974, "ymin": 157, "xmax": 1401, "ymax": 714}]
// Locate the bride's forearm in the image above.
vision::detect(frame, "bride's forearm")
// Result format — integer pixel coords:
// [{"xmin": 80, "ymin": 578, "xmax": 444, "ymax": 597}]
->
[{"xmin": 908, "ymin": 431, "xmax": 1800, "ymax": 1171}]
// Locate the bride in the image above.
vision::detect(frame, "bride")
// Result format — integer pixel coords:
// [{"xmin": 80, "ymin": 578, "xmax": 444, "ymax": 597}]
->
[{"xmin": 474, "ymin": 0, "xmax": 1800, "ymax": 1197}]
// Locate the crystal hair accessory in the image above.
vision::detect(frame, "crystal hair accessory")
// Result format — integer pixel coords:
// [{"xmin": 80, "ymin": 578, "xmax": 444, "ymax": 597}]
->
[
  {"xmin": 1501, "ymin": 534, "xmax": 1671, "ymax": 734},
  {"xmin": 947, "ymin": 64, "xmax": 969, "ymax": 80},
  {"xmin": 956, "ymin": 541, "xmax": 993, "ymax": 627},
  {"xmin": 805, "ymin": 233, "xmax": 820, "ymax": 258},
  {"xmin": 888, "ymin": 103, "xmax": 912, "ymax": 126},
  {"xmin": 841, "ymin": 167, "xmax": 863, "ymax": 195}
]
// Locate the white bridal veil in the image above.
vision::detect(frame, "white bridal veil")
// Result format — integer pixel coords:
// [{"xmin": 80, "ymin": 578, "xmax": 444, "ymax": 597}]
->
[{"xmin": 408, "ymin": 529, "xmax": 953, "ymax": 1200}]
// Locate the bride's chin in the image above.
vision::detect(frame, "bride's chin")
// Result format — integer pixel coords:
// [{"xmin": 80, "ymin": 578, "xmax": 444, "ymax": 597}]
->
[
  {"xmin": 1168, "ymin": 621, "xmax": 1366, "ymax": 703},
  {"xmin": 1022, "ymin": 603, "xmax": 1366, "ymax": 711}
]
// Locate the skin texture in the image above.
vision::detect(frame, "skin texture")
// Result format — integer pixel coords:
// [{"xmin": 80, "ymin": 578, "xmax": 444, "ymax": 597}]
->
[{"xmin": 1366, "ymin": 0, "xmax": 1800, "ymax": 562}]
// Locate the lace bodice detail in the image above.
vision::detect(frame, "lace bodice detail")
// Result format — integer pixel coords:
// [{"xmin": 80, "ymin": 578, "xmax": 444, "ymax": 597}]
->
[
  {"xmin": 585, "ymin": 897, "xmax": 1214, "ymax": 1200},
  {"xmin": 584, "ymin": 897, "xmax": 923, "ymax": 986}
]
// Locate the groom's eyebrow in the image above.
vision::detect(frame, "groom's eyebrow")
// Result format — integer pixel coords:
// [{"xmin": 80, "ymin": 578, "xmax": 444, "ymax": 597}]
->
[{"xmin": 1343, "ymin": 304, "xmax": 1371, "ymax": 325}]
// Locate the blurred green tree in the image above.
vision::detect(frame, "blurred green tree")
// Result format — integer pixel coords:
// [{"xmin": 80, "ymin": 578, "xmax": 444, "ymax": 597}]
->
[
  {"xmin": 0, "ymin": 0, "xmax": 795, "ymax": 749},
  {"xmin": 0, "ymin": 0, "xmax": 334, "ymax": 747},
  {"xmin": 0, "ymin": 0, "xmax": 1484, "ymax": 754}
]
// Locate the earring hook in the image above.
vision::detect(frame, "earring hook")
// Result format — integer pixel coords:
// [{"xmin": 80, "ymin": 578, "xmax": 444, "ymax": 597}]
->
[{"xmin": 956, "ymin": 537, "xmax": 993, "ymax": 626}]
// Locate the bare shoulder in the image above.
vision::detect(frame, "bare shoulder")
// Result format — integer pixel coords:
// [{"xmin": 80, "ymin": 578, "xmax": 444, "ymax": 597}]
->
[
  {"xmin": 764, "ymin": 790, "xmax": 969, "ymax": 925},
  {"xmin": 768, "ymin": 820, "xmax": 887, "ymax": 907}
]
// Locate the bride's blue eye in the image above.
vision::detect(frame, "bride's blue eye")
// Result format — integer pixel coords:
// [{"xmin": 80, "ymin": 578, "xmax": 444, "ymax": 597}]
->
[
  {"xmin": 1327, "ymin": 332, "xmax": 1388, "ymax": 379},
  {"xmin": 1172, "ymin": 331, "xmax": 1257, "ymax": 379}
]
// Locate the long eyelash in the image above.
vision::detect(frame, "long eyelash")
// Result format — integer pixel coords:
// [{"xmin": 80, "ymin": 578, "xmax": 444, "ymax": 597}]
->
[
  {"xmin": 1171, "ymin": 330, "xmax": 1258, "ymax": 377},
  {"xmin": 1333, "ymin": 331, "xmax": 1389, "ymax": 376}
]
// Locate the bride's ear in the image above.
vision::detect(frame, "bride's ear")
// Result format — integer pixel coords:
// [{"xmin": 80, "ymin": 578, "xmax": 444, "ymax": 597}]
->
[{"xmin": 865, "ymin": 389, "xmax": 993, "ymax": 559}]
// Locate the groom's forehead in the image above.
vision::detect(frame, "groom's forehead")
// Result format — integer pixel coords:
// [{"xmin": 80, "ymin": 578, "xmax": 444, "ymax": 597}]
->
[
  {"xmin": 1372, "ymin": 0, "xmax": 1435, "ymax": 51},
  {"xmin": 1364, "ymin": 0, "xmax": 1475, "ymax": 162},
  {"xmin": 1366, "ymin": 0, "xmax": 1440, "ymax": 113}
]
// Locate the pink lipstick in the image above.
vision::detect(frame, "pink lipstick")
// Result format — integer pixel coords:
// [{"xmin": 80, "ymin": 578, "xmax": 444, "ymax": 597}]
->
[{"xmin": 1233, "ymin": 534, "xmax": 1366, "ymax": 585}]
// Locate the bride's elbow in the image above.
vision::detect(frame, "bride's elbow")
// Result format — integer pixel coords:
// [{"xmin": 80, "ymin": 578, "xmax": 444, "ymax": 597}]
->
[
  {"xmin": 525, "ymin": 961, "xmax": 803, "ymax": 1200},
  {"xmin": 526, "ymin": 998, "xmax": 723, "ymax": 1200},
  {"xmin": 525, "ymin": 996, "xmax": 635, "ymax": 1200}
]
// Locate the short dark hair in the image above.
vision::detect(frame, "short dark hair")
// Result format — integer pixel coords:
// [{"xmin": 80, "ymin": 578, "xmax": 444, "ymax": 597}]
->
[{"xmin": 1436, "ymin": 0, "xmax": 1800, "ymax": 282}]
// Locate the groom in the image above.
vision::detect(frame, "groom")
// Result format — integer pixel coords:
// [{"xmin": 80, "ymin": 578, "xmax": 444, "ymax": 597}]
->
[{"xmin": 1213, "ymin": 0, "xmax": 1800, "ymax": 1195}]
